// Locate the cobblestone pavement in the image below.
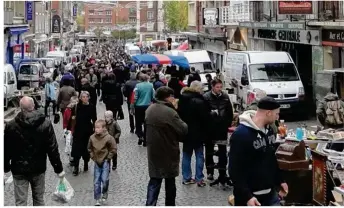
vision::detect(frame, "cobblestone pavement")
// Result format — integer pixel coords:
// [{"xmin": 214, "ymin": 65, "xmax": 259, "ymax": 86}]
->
[{"xmin": 4, "ymin": 102, "xmax": 232, "ymax": 206}]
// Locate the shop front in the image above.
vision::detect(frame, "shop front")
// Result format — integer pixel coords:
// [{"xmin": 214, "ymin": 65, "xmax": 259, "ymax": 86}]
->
[
  {"xmin": 322, "ymin": 29, "xmax": 344, "ymax": 69},
  {"xmin": 198, "ymin": 35, "xmax": 226, "ymax": 70},
  {"xmin": 4, "ymin": 26, "xmax": 30, "ymax": 66}
]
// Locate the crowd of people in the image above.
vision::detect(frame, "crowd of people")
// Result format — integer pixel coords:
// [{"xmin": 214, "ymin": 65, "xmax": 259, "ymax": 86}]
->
[{"xmin": 4, "ymin": 41, "xmax": 290, "ymax": 206}]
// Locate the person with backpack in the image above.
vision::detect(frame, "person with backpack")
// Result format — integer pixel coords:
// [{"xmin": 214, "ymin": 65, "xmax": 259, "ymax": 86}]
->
[
  {"xmin": 316, "ymin": 92, "xmax": 344, "ymax": 152},
  {"xmin": 316, "ymin": 92, "xmax": 344, "ymax": 129}
]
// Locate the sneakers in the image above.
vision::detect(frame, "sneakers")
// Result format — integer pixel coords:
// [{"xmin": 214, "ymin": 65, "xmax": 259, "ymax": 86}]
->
[
  {"xmin": 207, "ymin": 174, "xmax": 214, "ymax": 181},
  {"xmin": 142, "ymin": 141, "xmax": 147, "ymax": 147},
  {"xmin": 95, "ymin": 200, "xmax": 101, "ymax": 206},
  {"xmin": 197, "ymin": 180, "xmax": 206, "ymax": 187},
  {"xmin": 112, "ymin": 166, "xmax": 117, "ymax": 171},
  {"xmin": 102, "ymin": 193, "xmax": 108, "ymax": 203},
  {"xmin": 182, "ymin": 179, "xmax": 196, "ymax": 185},
  {"xmin": 138, "ymin": 138, "xmax": 143, "ymax": 145}
]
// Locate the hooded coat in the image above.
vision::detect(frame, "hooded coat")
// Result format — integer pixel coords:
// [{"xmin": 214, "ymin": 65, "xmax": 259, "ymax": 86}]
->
[
  {"xmin": 4, "ymin": 111, "xmax": 63, "ymax": 175},
  {"xmin": 145, "ymin": 100, "xmax": 188, "ymax": 178},
  {"xmin": 178, "ymin": 87, "xmax": 210, "ymax": 145},
  {"xmin": 229, "ymin": 110, "xmax": 284, "ymax": 205}
]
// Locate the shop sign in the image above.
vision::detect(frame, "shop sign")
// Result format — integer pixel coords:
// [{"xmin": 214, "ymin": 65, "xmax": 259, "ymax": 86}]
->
[
  {"xmin": 249, "ymin": 28, "xmax": 320, "ymax": 45},
  {"xmin": 203, "ymin": 8, "xmax": 219, "ymax": 27},
  {"xmin": 322, "ymin": 29, "xmax": 344, "ymax": 47},
  {"xmin": 52, "ymin": 15, "xmax": 61, "ymax": 34},
  {"xmin": 278, "ymin": 1, "xmax": 313, "ymax": 15},
  {"xmin": 239, "ymin": 22, "xmax": 305, "ymax": 30},
  {"xmin": 13, "ymin": 44, "xmax": 30, "ymax": 53},
  {"xmin": 25, "ymin": 1, "xmax": 33, "ymax": 21},
  {"xmin": 73, "ymin": 5, "xmax": 77, "ymax": 17}
]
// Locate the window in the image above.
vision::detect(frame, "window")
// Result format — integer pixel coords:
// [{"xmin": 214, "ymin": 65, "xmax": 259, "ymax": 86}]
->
[
  {"xmin": 249, "ymin": 63, "xmax": 299, "ymax": 82},
  {"xmin": 147, "ymin": 1, "xmax": 153, "ymax": 9},
  {"xmin": 147, "ymin": 11, "xmax": 154, "ymax": 19},
  {"xmin": 106, "ymin": 10, "xmax": 112, "ymax": 15},
  {"xmin": 105, "ymin": 18, "xmax": 111, "ymax": 23},
  {"xmin": 129, "ymin": 8, "xmax": 136, "ymax": 14},
  {"xmin": 188, "ymin": 2, "xmax": 196, "ymax": 26},
  {"xmin": 89, "ymin": 10, "xmax": 94, "ymax": 15},
  {"xmin": 129, "ymin": 17, "xmax": 136, "ymax": 23},
  {"xmin": 98, "ymin": 11, "xmax": 103, "ymax": 15},
  {"xmin": 19, "ymin": 65, "xmax": 38, "ymax": 75},
  {"xmin": 147, "ymin": 22, "xmax": 154, "ymax": 31}
]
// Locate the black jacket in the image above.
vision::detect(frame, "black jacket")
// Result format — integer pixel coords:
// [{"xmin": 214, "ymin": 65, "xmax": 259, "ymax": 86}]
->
[
  {"xmin": 178, "ymin": 88, "xmax": 210, "ymax": 145},
  {"xmin": 102, "ymin": 79, "xmax": 123, "ymax": 106},
  {"xmin": 123, "ymin": 79, "xmax": 138, "ymax": 104},
  {"xmin": 4, "ymin": 111, "xmax": 63, "ymax": 175},
  {"xmin": 203, "ymin": 91, "xmax": 233, "ymax": 141},
  {"xmin": 229, "ymin": 111, "xmax": 284, "ymax": 205},
  {"xmin": 187, "ymin": 72, "xmax": 201, "ymax": 87}
]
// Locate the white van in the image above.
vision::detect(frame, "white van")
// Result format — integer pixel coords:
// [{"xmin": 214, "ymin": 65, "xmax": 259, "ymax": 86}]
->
[
  {"xmin": 223, "ymin": 51, "xmax": 305, "ymax": 112},
  {"xmin": 4, "ymin": 64, "xmax": 18, "ymax": 108},
  {"xmin": 46, "ymin": 51, "xmax": 68, "ymax": 64},
  {"xmin": 165, "ymin": 49, "xmax": 216, "ymax": 87},
  {"xmin": 128, "ymin": 46, "xmax": 141, "ymax": 56}
]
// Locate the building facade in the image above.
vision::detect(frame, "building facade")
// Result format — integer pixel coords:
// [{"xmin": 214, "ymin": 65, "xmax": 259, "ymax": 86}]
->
[
  {"xmin": 137, "ymin": 0, "xmax": 159, "ymax": 42},
  {"xmin": 4, "ymin": 1, "xmax": 31, "ymax": 65},
  {"xmin": 84, "ymin": 2, "xmax": 117, "ymax": 32}
]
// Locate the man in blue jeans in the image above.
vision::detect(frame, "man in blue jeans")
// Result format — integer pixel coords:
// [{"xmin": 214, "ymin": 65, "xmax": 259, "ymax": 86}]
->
[{"xmin": 178, "ymin": 81, "xmax": 210, "ymax": 187}]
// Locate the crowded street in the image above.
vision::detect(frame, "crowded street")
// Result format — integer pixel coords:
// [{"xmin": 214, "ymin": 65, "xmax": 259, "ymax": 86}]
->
[
  {"xmin": 5, "ymin": 103, "xmax": 232, "ymax": 206},
  {"xmin": 4, "ymin": 0, "xmax": 344, "ymax": 206}
]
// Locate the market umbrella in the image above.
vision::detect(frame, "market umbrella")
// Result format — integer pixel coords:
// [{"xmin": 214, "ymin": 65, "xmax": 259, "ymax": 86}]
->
[{"xmin": 132, "ymin": 54, "xmax": 189, "ymax": 68}]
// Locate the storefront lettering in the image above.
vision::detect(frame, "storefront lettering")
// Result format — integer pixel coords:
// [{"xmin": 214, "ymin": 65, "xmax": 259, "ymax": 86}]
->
[
  {"xmin": 329, "ymin": 31, "xmax": 344, "ymax": 41},
  {"xmin": 257, "ymin": 29, "xmax": 301, "ymax": 42}
]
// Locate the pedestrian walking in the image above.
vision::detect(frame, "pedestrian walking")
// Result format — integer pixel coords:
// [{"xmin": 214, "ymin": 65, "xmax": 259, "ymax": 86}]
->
[
  {"xmin": 81, "ymin": 78, "xmax": 98, "ymax": 107},
  {"xmin": 132, "ymin": 74, "xmax": 155, "ymax": 146},
  {"xmin": 178, "ymin": 81, "xmax": 209, "ymax": 187},
  {"xmin": 102, "ymin": 73, "xmax": 123, "ymax": 119},
  {"xmin": 72, "ymin": 91, "xmax": 97, "ymax": 176},
  {"xmin": 44, "ymin": 77, "xmax": 57, "ymax": 117},
  {"xmin": 88, "ymin": 119, "xmax": 117, "ymax": 206},
  {"xmin": 105, "ymin": 111, "xmax": 121, "ymax": 170},
  {"xmin": 86, "ymin": 68, "xmax": 98, "ymax": 89},
  {"xmin": 57, "ymin": 79, "xmax": 77, "ymax": 114},
  {"xmin": 123, "ymin": 73, "xmax": 138, "ymax": 133},
  {"xmin": 203, "ymin": 79, "xmax": 233, "ymax": 184},
  {"xmin": 229, "ymin": 97, "xmax": 287, "ymax": 206},
  {"xmin": 4, "ymin": 96, "xmax": 65, "ymax": 206},
  {"xmin": 145, "ymin": 87, "xmax": 188, "ymax": 206}
]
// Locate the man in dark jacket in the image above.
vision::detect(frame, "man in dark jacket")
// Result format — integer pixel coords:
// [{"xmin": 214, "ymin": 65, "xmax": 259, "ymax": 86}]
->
[
  {"xmin": 178, "ymin": 81, "xmax": 209, "ymax": 187},
  {"xmin": 229, "ymin": 97, "xmax": 287, "ymax": 206},
  {"xmin": 4, "ymin": 96, "xmax": 65, "ymax": 206},
  {"xmin": 123, "ymin": 73, "xmax": 138, "ymax": 133},
  {"xmin": 187, "ymin": 67, "xmax": 201, "ymax": 87},
  {"xmin": 203, "ymin": 79, "xmax": 233, "ymax": 183},
  {"xmin": 81, "ymin": 78, "xmax": 98, "ymax": 107},
  {"xmin": 145, "ymin": 87, "xmax": 188, "ymax": 206}
]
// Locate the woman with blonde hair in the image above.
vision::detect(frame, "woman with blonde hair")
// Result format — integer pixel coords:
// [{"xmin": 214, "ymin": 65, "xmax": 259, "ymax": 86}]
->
[{"xmin": 71, "ymin": 91, "xmax": 97, "ymax": 176}]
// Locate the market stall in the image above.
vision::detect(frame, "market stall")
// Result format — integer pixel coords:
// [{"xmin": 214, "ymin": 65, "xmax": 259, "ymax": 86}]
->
[{"xmin": 131, "ymin": 54, "xmax": 189, "ymax": 68}]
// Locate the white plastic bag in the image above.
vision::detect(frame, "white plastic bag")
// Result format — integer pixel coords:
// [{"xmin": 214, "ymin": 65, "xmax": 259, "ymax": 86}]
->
[
  {"xmin": 53, "ymin": 177, "xmax": 74, "ymax": 203},
  {"xmin": 64, "ymin": 130, "xmax": 72, "ymax": 155}
]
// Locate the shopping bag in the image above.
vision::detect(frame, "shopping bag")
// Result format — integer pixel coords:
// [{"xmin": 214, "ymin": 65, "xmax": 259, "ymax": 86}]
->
[
  {"xmin": 64, "ymin": 130, "xmax": 72, "ymax": 155},
  {"xmin": 52, "ymin": 177, "xmax": 74, "ymax": 203}
]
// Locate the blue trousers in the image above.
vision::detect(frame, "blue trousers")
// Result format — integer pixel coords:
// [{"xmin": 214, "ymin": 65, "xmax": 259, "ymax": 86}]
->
[
  {"xmin": 93, "ymin": 161, "xmax": 110, "ymax": 200},
  {"xmin": 182, "ymin": 143, "xmax": 204, "ymax": 182}
]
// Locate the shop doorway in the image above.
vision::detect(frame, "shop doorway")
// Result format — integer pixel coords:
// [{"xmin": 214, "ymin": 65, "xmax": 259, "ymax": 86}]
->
[{"xmin": 276, "ymin": 42, "xmax": 315, "ymax": 116}]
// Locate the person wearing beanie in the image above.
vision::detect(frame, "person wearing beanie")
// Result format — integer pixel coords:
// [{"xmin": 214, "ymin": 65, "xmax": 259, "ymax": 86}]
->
[
  {"xmin": 229, "ymin": 96, "xmax": 288, "ymax": 206},
  {"xmin": 245, "ymin": 89, "xmax": 279, "ymax": 135}
]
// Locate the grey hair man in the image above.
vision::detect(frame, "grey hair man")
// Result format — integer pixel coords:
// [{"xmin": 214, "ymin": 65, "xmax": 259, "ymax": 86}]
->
[
  {"xmin": 5, "ymin": 96, "xmax": 65, "ymax": 206},
  {"xmin": 123, "ymin": 73, "xmax": 139, "ymax": 133}
]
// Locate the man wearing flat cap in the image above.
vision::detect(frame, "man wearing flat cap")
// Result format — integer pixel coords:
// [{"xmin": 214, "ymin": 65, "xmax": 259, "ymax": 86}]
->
[{"xmin": 229, "ymin": 96, "xmax": 288, "ymax": 206}]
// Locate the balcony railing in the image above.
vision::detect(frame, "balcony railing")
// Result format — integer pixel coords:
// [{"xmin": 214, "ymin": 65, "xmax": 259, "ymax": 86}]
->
[
  {"xmin": 317, "ymin": 1, "xmax": 344, "ymax": 21},
  {"xmin": 219, "ymin": 2, "xmax": 252, "ymax": 25}
]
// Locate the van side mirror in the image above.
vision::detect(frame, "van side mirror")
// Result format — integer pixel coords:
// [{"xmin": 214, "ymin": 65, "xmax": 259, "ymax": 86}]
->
[
  {"xmin": 241, "ymin": 76, "xmax": 249, "ymax": 86},
  {"xmin": 8, "ymin": 80, "xmax": 15, "ymax": 85}
]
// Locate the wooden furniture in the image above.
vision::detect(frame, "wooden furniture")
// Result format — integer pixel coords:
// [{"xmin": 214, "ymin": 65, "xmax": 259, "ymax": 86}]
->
[{"xmin": 276, "ymin": 139, "xmax": 309, "ymax": 170}]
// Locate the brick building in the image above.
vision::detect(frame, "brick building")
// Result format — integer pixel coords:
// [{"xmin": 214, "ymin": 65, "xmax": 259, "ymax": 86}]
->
[
  {"xmin": 137, "ymin": 0, "xmax": 161, "ymax": 42},
  {"xmin": 84, "ymin": 2, "xmax": 117, "ymax": 32}
]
